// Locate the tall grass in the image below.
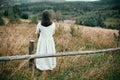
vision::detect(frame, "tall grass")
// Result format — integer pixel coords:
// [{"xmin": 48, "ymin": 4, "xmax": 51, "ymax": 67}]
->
[{"xmin": 0, "ymin": 22, "xmax": 120, "ymax": 80}]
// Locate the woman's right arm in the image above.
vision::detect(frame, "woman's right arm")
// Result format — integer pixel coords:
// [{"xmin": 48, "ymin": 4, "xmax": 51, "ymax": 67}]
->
[{"xmin": 35, "ymin": 23, "xmax": 41, "ymax": 38}]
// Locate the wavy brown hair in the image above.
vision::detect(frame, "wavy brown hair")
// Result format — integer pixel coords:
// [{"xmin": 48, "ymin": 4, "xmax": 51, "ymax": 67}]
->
[{"xmin": 41, "ymin": 10, "xmax": 52, "ymax": 27}]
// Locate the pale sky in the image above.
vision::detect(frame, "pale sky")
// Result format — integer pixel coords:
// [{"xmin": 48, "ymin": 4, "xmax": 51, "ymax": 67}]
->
[{"xmin": 66, "ymin": 0, "xmax": 100, "ymax": 2}]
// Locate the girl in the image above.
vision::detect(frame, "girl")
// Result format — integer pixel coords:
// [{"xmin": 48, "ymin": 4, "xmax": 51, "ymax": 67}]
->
[{"xmin": 35, "ymin": 10, "xmax": 56, "ymax": 75}]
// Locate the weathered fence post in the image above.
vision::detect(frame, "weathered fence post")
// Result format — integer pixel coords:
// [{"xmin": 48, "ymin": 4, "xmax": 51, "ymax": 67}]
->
[
  {"xmin": 114, "ymin": 30, "xmax": 120, "ymax": 47},
  {"xmin": 29, "ymin": 40, "xmax": 34, "ymax": 70},
  {"xmin": 117, "ymin": 30, "xmax": 120, "ymax": 47}
]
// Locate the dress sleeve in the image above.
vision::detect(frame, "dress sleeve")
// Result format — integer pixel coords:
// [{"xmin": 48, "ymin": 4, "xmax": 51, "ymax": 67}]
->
[
  {"xmin": 35, "ymin": 23, "xmax": 41, "ymax": 34},
  {"xmin": 53, "ymin": 23, "xmax": 55, "ymax": 34}
]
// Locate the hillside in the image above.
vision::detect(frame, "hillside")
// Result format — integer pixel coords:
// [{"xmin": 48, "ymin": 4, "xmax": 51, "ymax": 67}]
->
[
  {"xmin": 0, "ymin": 22, "xmax": 120, "ymax": 80},
  {"xmin": 0, "ymin": 0, "xmax": 120, "ymax": 29},
  {"xmin": 12, "ymin": 0, "xmax": 65, "ymax": 4}
]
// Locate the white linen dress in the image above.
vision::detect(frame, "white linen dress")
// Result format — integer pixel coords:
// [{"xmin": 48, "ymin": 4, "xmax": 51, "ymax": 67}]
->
[{"xmin": 35, "ymin": 22, "xmax": 56, "ymax": 70}]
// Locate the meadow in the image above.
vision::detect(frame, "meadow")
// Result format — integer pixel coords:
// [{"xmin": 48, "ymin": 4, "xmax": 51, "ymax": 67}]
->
[{"xmin": 0, "ymin": 22, "xmax": 120, "ymax": 80}]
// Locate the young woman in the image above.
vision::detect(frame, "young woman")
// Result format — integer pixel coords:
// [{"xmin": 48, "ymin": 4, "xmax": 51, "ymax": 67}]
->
[{"xmin": 35, "ymin": 10, "xmax": 56, "ymax": 75}]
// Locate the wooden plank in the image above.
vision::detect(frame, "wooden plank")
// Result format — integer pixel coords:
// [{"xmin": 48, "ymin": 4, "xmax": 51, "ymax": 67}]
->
[
  {"xmin": 29, "ymin": 40, "xmax": 34, "ymax": 69},
  {"xmin": 0, "ymin": 48, "xmax": 120, "ymax": 61}
]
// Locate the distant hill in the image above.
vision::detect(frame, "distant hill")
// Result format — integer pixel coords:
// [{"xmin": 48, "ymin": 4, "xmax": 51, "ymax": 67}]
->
[
  {"xmin": 12, "ymin": 0, "xmax": 65, "ymax": 4},
  {"xmin": 0, "ymin": 0, "xmax": 119, "ymax": 29}
]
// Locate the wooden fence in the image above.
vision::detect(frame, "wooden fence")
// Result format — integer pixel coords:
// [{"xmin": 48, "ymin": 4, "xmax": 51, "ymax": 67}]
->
[{"xmin": 0, "ymin": 40, "xmax": 120, "ymax": 69}]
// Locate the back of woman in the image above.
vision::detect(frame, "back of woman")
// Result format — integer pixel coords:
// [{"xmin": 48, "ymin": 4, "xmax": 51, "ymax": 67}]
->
[{"xmin": 35, "ymin": 10, "xmax": 56, "ymax": 76}]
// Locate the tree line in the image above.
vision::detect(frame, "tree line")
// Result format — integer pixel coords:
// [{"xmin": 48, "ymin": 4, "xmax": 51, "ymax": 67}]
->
[{"xmin": 0, "ymin": 1, "xmax": 120, "ymax": 30}]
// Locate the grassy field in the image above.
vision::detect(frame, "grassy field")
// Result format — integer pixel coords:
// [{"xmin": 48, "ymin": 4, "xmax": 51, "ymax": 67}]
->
[
  {"xmin": 104, "ymin": 18, "xmax": 120, "ymax": 26},
  {"xmin": 0, "ymin": 22, "xmax": 120, "ymax": 80}
]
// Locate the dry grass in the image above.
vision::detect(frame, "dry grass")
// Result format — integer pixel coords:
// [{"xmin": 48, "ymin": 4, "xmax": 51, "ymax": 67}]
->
[
  {"xmin": 55, "ymin": 23, "xmax": 118, "ymax": 51},
  {"xmin": 0, "ymin": 22, "xmax": 119, "ymax": 80},
  {"xmin": 0, "ymin": 23, "xmax": 36, "ymax": 56},
  {"xmin": 79, "ymin": 26, "xmax": 117, "ymax": 48}
]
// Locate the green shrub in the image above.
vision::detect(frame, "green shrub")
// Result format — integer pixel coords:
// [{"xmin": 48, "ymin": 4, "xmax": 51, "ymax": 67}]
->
[
  {"xmin": 70, "ymin": 26, "xmax": 76, "ymax": 37},
  {"xmin": 6, "ymin": 7, "xmax": 20, "ymax": 24},
  {"xmin": 20, "ymin": 13, "xmax": 28, "ymax": 19},
  {"xmin": 30, "ymin": 16, "xmax": 38, "ymax": 24},
  {"xmin": 0, "ymin": 16, "xmax": 4, "ymax": 25}
]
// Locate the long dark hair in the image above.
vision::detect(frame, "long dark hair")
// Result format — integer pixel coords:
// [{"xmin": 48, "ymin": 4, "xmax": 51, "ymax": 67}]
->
[{"xmin": 41, "ymin": 10, "xmax": 52, "ymax": 27}]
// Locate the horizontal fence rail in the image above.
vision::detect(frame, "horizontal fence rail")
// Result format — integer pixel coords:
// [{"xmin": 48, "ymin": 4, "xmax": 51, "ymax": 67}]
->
[{"xmin": 0, "ymin": 48, "xmax": 120, "ymax": 61}]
